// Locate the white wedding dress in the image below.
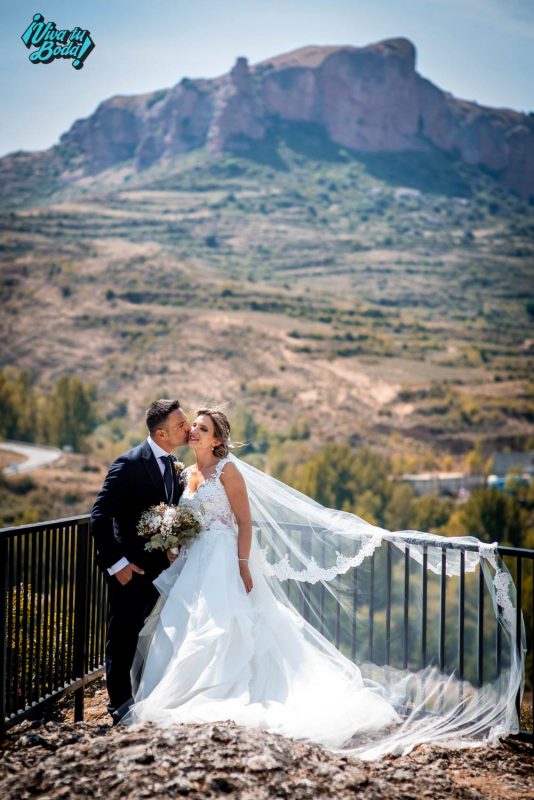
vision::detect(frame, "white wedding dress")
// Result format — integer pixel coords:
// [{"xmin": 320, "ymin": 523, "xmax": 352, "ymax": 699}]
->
[
  {"xmin": 125, "ymin": 457, "xmax": 399, "ymax": 747},
  {"xmin": 125, "ymin": 455, "xmax": 522, "ymax": 757}
]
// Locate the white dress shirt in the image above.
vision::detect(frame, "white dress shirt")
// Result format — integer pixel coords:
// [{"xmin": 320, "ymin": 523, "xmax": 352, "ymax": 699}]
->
[{"xmin": 107, "ymin": 436, "xmax": 170, "ymax": 576}]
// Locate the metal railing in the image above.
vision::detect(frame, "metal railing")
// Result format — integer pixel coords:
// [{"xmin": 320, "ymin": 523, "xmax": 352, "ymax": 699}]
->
[
  {"xmin": 260, "ymin": 527, "xmax": 534, "ymax": 743},
  {"xmin": 0, "ymin": 515, "xmax": 107, "ymax": 735},
  {"xmin": 1, "ymin": 516, "xmax": 533, "ymax": 742}
]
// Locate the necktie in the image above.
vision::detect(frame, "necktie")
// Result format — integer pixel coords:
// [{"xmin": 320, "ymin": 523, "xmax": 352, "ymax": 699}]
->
[{"xmin": 161, "ymin": 455, "xmax": 174, "ymax": 502}]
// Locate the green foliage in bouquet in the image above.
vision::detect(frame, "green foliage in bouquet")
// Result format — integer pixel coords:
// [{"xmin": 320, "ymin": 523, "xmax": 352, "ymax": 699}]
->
[{"xmin": 137, "ymin": 503, "xmax": 202, "ymax": 552}]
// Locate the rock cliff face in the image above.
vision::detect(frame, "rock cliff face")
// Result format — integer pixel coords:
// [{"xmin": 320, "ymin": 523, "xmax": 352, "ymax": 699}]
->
[
  {"xmin": 260, "ymin": 40, "xmax": 421, "ymax": 152},
  {"xmin": 3, "ymin": 38, "xmax": 534, "ymax": 201}
]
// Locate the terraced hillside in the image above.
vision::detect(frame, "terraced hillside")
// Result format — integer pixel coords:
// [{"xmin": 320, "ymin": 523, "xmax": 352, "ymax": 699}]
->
[{"xmin": 1, "ymin": 131, "xmax": 533, "ymax": 464}]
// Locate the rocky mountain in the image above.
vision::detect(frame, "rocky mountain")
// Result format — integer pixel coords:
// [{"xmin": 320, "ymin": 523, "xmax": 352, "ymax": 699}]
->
[
  {"xmin": 1, "ymin": 37, "xmax": 533, "ymax": 468},
  {"xmin": 2, "ymin": 38, "xmax": 533, "ymax": 206}
]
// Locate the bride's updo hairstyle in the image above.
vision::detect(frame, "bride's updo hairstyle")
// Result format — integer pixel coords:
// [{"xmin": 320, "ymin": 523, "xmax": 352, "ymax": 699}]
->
[{"xmin": 196, "ymin": 408, "xmax": 231, "ymax": 458}]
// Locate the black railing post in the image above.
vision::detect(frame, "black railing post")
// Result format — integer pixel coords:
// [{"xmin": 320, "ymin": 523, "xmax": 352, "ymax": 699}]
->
[
  {"xmin": 403, "ymin": 546, "xmax": 410, "ymax": 670},
  {"xmin": 385, "ymin": 541, "xmax": 391, "ymax": 668},
  {"xmin": 73, "ymin": 520, "xmax": 90, "ymax": 722},
  {"xmin": 515, "ymin": 557, "xmax": 522, "ymax": 721},
  {"xmin": 301, "ymin": 530, "xmax": 311, "ymax": 623},
  {"xmin": 351, "ymin": 563, "xmax": 358, "ymax": 662},
  {"xmin": 421, "ymin": 544, "xmax": 428, "ymax": 669},
  {"xmin": 439, "ymin": 547, "xmax": 447, "ymax": 671},
  {"xmin": 0, "ymin": 536, "xmax": 8, "ymax": 738},
  {"xmin": 319, "ymin": 539, "xmax": 326, "ymax": 636},
  {"xmin": 335, "ymin": 573, "xmax": 341, "ymax": 649},
  {"xmin": 458, "ymin": 549, "xmax": 465, "ymax": 680},
  {"xmin": 368, "ymin": 552, "xmax": 374, "ymax": 662},
  {"xmin": 477, "ymin": 563, "xmax": 485, "ymax": 687}
]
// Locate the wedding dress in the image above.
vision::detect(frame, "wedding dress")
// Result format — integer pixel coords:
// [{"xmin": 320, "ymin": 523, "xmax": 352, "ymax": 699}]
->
[{"xmin": 125, "ymin": 455, "xmax": 524, "ymax": 758}]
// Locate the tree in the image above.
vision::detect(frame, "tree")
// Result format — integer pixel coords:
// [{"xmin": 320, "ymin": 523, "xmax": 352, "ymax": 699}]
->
[
  {"xmin": 354, "ymin": 489, "xmax": 383, "ymax": 526},
  {"xmin": 281, "ymin": 444, "xmax": 393, "ymax": 526},
  {"xmin": 411, "ymin": 495, "xmax": 455, "ymax": 533},
  {"xmin": 458, "ymin": 488, "xmax": 526, "ymax": 546},
  {"xmin": 0, "ymin": 370, "xmax": 20, "ymax": 438},
  {"xmin": 384, "ymin": 482, "xmax": 416, "ymax": 531},
  {"xmin": 466, "ymin": 439, "xmax": 488, "ymax": 475},
  {"xmin": 284, "ymin": 443, "xmax": 361, "ymax": 510},
  {"xmin": 45, "ymin": 376, "xmax": 98, "ymax": 451},
  {"xmin": 231, "ymin": 406, "xmax": 258, "ymax": 454},
  {"xmin": 0, "ymin": 368, "xmax": 38, "ymax": 442}
]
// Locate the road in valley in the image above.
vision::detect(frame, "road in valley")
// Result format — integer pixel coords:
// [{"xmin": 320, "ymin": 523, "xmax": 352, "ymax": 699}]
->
[{"xmin": 0, "ymin": 441, "xmax": 63, "ymax": 475}]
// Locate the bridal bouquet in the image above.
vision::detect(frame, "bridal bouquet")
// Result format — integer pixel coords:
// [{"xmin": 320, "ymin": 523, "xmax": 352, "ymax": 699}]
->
[{"xmin": 137, "ymin": 504, "xmax": 202, "ymax": 554}]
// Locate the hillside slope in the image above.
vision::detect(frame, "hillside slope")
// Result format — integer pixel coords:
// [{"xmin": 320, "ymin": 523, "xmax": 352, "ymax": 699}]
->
[
  {"xmin": 1, "ymin": 40, "xmax": 533, "ymax": 464},
  {"xmin": 1, "ymin": 137, "xmax": 533, "ymax": 459}
]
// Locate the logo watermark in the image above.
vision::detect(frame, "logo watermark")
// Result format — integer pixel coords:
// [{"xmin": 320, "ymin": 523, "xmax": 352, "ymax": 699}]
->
[{"xmin": 21, "ymin": 12, "xmax": 95, "ymax": 70}]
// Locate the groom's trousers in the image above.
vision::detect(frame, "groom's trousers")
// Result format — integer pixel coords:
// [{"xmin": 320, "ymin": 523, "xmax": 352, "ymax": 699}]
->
[{"xmin": 105, "ymin": 573, "xmax": 159, "ymax": 715}]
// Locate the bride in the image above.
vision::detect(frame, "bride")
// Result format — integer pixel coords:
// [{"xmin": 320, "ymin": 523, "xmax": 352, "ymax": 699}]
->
[{"xmin": 123, "ymin": 408, "xmax": 523, "ymax": 758}]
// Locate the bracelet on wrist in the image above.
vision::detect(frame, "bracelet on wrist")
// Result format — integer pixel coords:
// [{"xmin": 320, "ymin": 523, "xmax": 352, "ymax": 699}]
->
[{"xmin": 238, "ymin": 557, "xmax": 249, "ymax": 562}]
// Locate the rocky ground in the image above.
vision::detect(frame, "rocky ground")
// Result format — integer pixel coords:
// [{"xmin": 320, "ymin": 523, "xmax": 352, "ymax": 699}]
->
[{"xmin": 0, "ymin": 683, "xmax": 532, "ymax": 800}]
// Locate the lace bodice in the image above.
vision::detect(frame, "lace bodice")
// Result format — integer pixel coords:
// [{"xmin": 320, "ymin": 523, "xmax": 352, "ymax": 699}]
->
[{"xmin": 180, "ymin": 457, "xmax": 237, "ymax": 533}]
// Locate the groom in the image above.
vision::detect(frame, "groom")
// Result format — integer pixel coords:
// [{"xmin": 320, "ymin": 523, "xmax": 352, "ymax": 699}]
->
[{"xmin": 91, "ymin": 398, "xmax": 191, "ymax": 723}]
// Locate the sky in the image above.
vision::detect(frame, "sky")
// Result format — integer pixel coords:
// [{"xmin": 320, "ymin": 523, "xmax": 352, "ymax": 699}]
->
[{"xmin": 1, "ymin": 0, "xmax": 533, "ymax": 158}]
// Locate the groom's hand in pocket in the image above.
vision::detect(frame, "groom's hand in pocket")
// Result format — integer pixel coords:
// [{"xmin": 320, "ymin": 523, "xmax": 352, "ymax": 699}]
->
[{"xmin": 115, "ymin": 563, "xmax": 145, "ymax": 586}]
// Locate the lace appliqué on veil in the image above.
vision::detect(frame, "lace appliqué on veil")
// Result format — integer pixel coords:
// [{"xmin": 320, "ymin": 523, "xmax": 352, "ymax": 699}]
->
[
  {"xmin": 478, "ymin": 544, "xmax": 516, "ymax": 630},
  {"xmin": 260, "ymin": 533, "xmax": 384, "ymax": 583}
]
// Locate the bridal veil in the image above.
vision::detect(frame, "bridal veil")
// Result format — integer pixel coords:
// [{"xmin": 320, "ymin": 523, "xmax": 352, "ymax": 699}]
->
[{"xmin": 229, "ymin": 453, "xmax": 524, "ymax": 758}]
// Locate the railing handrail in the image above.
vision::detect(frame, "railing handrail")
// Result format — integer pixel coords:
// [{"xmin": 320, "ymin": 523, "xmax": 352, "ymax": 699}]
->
[
  {"xmin": 497, "ymin": 544, "xmax": 534, "ymax": 559},
  {"xmin": 1, "ymin": 516, "xmax": 533, "ymax": 559},
  {"xmin": 0, "ymin": 514, "xmax": 91, "ymax": 537}
]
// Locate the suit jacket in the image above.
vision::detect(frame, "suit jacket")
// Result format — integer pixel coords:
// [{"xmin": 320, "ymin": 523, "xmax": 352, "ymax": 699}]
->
[{"xmin": 91, "ymin": 440, "xmax": 184, "ymax": 580}]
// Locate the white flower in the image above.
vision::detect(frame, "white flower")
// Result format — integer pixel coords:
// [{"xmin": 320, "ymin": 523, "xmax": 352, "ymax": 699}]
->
[{"xmin": 137, "ymin": 502, "xmax": 202, "ymax": 552}]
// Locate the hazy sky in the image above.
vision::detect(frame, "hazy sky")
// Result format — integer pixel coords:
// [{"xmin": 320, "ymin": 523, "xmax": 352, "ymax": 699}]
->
[{"xmin": 2, "ymin": 0, "xmax": 533, "ymax": 158}]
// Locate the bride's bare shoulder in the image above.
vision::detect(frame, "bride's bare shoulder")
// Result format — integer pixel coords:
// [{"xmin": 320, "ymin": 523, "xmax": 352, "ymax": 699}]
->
[{"xmin": 219, "ymin": 460, "xmax": 244, "ymax": 485}]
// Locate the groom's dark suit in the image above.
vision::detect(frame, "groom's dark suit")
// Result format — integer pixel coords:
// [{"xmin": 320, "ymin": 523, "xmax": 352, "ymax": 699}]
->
[{"xmin": 91, "ymin": 439, "xmax": 184, "ymax": 716}]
